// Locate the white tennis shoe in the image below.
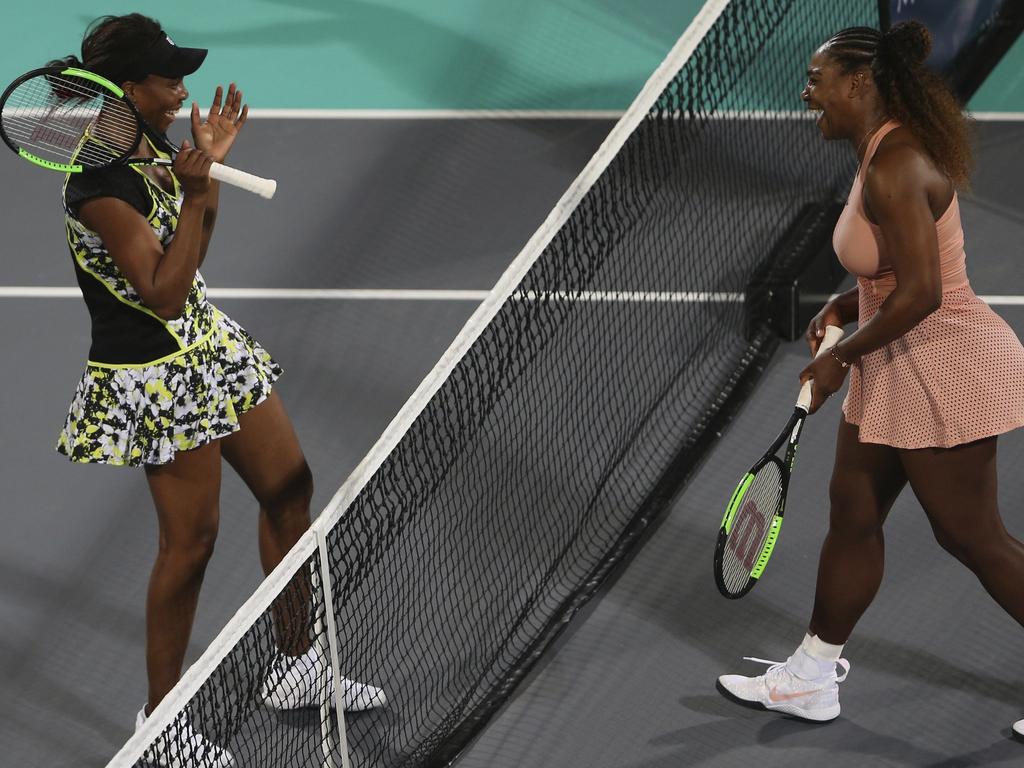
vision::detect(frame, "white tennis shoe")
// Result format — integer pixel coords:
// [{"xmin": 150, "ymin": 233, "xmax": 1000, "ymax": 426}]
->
[
  {"xmin": 261, "ymin": 646, "xmax": 388, "ymax": 712},
  {"xmin": 1013, "ymin": 717, "xmax": 1024, "ymax": 738},
  {"xmin": 717, "ymin": 651, "xmax": 850, "ymax": 722},
  {"xmin": 135, "ymin": 706, "xmax": 235, "ymax": 767}
]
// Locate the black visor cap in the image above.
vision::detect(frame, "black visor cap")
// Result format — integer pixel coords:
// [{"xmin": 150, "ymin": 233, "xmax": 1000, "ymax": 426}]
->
[{"xmin": 143, "ymin": 32, "xmax": 207, "ymax": 79}]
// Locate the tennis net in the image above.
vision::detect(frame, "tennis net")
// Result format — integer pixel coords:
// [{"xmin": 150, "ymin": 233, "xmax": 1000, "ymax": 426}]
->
[{"xmin": 106, "ymin": 0, "xmax": 878, "ymax": 765}]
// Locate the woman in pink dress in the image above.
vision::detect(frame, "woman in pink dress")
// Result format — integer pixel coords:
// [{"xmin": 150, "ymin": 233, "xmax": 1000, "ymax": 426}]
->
[{"xmin": 717, "ymin": 21, "xmax": 1024, "ymax": 736}]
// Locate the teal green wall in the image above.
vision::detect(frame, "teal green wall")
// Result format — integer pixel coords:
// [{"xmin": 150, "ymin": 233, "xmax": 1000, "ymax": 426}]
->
[
  {"xmin": 970, "ymin": 33, "xmax": 1024, "ymax": 112},
  {"xmin": 5, "ymin": 2, "xmax": 1021, "ymax": 111}
]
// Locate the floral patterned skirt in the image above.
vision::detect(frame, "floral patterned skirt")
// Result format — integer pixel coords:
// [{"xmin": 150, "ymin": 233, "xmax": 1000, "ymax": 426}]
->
[{"xmin": 56, "ymin": 308, "xmax": 282, "ymax": 467}]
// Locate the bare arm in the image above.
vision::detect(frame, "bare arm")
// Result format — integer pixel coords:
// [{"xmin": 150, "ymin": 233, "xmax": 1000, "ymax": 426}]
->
[
  {"xmin": 79, "ymin": 147, "xmax": 213, "ymax": 320},
  {"xmin": 199, "ymin": 180, "xmax": 220, "ymax": 266},
  {"xmin": 799, "ymin": 142, "xmax": 947, "ymax": 412},
  {"xmin": 831, "ymin": 287, "xmax": 860, "ymax": 325},
  {"xmin": 831, "ymin": 145, "xmax": 944, "ymax": 363}
]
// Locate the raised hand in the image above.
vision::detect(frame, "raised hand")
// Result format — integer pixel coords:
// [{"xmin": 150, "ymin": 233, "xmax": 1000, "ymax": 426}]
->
[{"xmin": 191, "ymin": 84, "xmax": 249, "ymax": 164}]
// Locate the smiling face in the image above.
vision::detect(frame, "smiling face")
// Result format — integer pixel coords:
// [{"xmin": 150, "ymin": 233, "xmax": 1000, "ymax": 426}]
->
[
  {"xmin": 801, "ymin": 47, "xmax": 860, "ymax": 141},
  {"xmin": 124, "ymin": 75, "xmax": 189, "ymax": 133}
]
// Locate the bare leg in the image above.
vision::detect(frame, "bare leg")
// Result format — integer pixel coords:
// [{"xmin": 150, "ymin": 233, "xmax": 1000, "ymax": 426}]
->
[
  {"xmin": 715, "ymin": 421, "xmax": 903, "ymax": 721},
  {"xmin": 221, "ymin": 391, "xmax": 314, "ymax": 654},
  {"xmin": 143, "ymin": 441, "xmax": 223, "ymax": 711},
  {"xmin": 809, "ymin": 419, "xmax": 907, "ymax": 644},
  {"xmin": 900, "ymin": 436, "xmax": 1024, "ymax": 626}
]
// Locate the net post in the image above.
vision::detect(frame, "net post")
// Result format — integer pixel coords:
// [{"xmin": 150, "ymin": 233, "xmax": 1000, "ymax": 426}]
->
[
  {"xmin": 315, "ymin": 526, "xmax": 351, "ymax": 768},
  {"xmin": 309, "ymin": 563, "xmax": 337, "ymax": 768}
]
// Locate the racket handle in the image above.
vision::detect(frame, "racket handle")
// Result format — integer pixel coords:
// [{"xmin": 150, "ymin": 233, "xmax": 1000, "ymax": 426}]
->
[
  {"xmin": 796, "ymin": 324, "xmax": 845, "ymax": 412},
  {"xmin": 209, "ymin": 161, "xmax": 277, "ymax": 199}
]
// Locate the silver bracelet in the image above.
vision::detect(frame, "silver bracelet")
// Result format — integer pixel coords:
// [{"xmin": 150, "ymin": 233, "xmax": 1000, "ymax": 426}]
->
[{"xmin": 830, "ymin": 346, "xmax": 850, "ymax": 368}]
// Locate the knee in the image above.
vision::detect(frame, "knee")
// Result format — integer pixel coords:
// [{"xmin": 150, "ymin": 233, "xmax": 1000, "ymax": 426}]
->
[
  {"xmin": 261, "ymin": 460, "xmax": 314, "ymax": 523},
  {"xmin": 930, "ymin": 523, "xmax": 1002, "ymax": 569},
  {"xmin": 159, "ymin": 518, "xmax": 218, "ymax": 572},
  {"xmin": 827, "ymin": 478, "xmax": 884, "ymax": 540}
]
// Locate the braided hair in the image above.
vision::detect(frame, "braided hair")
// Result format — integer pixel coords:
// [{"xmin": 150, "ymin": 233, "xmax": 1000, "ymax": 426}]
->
[{"xmin": 821, "ymin": 21, "xmax": 972, "ymax": 188}]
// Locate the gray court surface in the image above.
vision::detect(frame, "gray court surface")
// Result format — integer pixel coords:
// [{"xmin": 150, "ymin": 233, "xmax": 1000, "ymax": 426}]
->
[
  {"xmin": 0, "ymin": 117, "xmax": 612, "ymax": 767},
  {"xmin": 457, "ymin": 121, "xmax": 1024, "ymax": 768},
  {"xmin": 1, "ymin": 118, "xmax": 1023, "ymax": 767}
]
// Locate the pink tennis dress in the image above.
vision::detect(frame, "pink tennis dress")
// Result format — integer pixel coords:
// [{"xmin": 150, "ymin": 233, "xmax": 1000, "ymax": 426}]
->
[{"xmin": 834, "ymin": 120, "xmax": 1024, "ymax": 449}]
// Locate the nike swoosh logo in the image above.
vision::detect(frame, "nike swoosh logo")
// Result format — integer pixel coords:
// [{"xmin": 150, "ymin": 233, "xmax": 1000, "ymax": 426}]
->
[{"xmin": 768, "ymin": 686, "xmax": 816, "ymax": 703}]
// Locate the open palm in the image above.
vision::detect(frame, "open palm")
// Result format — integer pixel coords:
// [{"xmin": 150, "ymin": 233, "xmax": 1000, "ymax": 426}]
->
[{"xmin": 191, "ymin": 84, "xmax": 249, "ymax": 163}]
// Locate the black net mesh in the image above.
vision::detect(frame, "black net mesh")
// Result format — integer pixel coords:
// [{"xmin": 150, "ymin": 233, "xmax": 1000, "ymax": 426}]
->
[
  {"xmin": 328, "ymin": 1, "xmax": 877, "ymax": 766},
  {"xmin": 109, "ymin": 1, "xmax": 880, "ymax": 766},
  {"xmin": 129, "ymin": 548, "xmax": 341, "ymax": 768}
]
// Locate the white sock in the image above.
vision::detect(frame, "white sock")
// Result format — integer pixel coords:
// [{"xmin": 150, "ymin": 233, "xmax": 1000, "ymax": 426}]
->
[
  {"xmin": 786, "ymin": 633, "xmax": 844, "ymax": 680},
  {"xmin": 279, "ymin": 644, "xmax": 319, "ymax": 665},
  {"xmin": 802, "ymin": 633, "xmax": 844, "ymax": 662}
]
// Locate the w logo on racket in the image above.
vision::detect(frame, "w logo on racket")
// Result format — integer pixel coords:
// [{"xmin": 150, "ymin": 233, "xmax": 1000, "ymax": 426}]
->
[{"xmin": 728, "ymin": 500, "xmax": 767, "ymax": 571}]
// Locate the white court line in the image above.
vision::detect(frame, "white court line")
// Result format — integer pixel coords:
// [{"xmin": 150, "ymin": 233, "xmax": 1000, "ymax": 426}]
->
[
  {"xmin": 0, "ymin": 286, "xmax": 488, "ymax": 300},
  {"xmin": 970, "ymin": 113, "xmax": 1024, "ymax": 121},
  {"xmin": 173, "ymin": 109, "xmax": 1023, "ymax": 121},
  {"xmin": 235, "ymin": 109, "xmax": 627, "ymax": 120},
  {"xmin": 234, "ymin": 109, "xmax": 805, "ymax": 120},
  {"xmin": 807, "ymin": 292, "xmax": 1024, "ymax": 306}
]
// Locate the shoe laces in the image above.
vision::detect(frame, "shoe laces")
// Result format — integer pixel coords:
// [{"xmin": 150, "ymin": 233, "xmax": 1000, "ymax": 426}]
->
[{"xmin": 742, "ymin": 656, "xmax": 850, "ymax": 683}]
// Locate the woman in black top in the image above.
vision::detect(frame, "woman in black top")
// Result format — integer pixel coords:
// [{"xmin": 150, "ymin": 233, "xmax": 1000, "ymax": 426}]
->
[{"xmin": 51, "ymin": 14, "xmax": 384, "ymax": 764}]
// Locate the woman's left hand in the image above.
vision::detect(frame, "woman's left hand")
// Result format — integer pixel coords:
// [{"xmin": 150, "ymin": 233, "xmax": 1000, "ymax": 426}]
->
[
  {"xmin": 190, "ymin": 84, "xmax": 248, "ymax": 164},
  {"xmin": 799, "ymin": 351, "xmax": 850, "ymax": 414}
]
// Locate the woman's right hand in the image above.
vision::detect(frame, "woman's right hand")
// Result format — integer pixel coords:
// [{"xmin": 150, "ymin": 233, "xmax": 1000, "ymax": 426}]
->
[
  {"xmin": 173, "ymin": 140, "xmax": 213, "ymax": 198},
  {"xmin": 806, "ymin": 299, "xmax": 847, "ymax": 355}
]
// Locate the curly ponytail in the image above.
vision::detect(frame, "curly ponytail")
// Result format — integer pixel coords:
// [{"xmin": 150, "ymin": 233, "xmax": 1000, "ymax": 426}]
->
[{"xmin": 823, "ymin": 21, "xmax": 973, "ymax": 188}]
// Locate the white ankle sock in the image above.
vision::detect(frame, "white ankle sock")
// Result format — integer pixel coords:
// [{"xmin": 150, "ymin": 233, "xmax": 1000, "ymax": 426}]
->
[
  {"xmin": 786, "ymin": 633, "xmax": 844, "ymax": 680},
  {"xmin": 280, "ymin": 644, "xmax": 319, "ymax": 666},
  {"xmin": 802, "ymin": 633, "xmax": 844, "ymax": 662}
]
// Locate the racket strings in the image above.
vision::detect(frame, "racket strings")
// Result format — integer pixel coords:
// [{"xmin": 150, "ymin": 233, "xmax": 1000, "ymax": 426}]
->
[
  {"xmin": 720, "ymin": 463, "xmax": 783, "ymax": 593},
  {"xmin": 2, "ymin": 74, "xmax": 139, "ymax": 167}
]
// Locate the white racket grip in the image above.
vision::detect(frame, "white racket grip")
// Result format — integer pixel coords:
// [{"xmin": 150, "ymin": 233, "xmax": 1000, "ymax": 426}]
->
[
  {"xmin": 796, "ymin": 325, "xmax": 845, "ymax": 412},
  {"xmin": 209, "ymin": 161, "xmax": 277, "ymax": 199}
]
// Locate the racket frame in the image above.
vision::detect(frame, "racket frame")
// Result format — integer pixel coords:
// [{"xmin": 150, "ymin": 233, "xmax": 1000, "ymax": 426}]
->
[
  {"xmin": 0, "ymin": 66, "xmax": 276, "ymax": 198},
  {"xmin": 714, "ymin": 407, "xmax": 804, "ymax": 598},
  {"xmin": 0, "ymin": 67, "xmax": 143, "ymax": 173},
  {"xmin": 713, "ymin": 324, "xmax": 844, "ymax": 599}
]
